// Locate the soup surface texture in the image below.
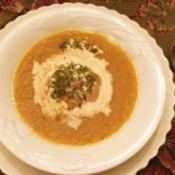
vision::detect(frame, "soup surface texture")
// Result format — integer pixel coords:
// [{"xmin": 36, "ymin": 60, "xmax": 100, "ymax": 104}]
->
[{"xmin": 13, "ymin": 30, "xmax": 138, "ymax": 145}]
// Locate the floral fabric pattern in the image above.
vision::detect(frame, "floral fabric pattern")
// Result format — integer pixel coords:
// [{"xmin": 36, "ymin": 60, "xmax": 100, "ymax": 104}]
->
[
  {"xmin": 0, "ymin": 0, "xmax": 23, "ymax": 14},
  {"xmin": 136, "ymin": 0, "xmax": 175, "ymax": 34},
  {"xmin": 32, "ymin": 0, "xmax": 69, "ymax": 9}
]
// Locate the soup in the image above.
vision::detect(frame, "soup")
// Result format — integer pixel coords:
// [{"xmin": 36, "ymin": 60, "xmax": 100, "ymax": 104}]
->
[{"xmin": 13, "ymin": 30, "xmax": 138, "ymax": 145}]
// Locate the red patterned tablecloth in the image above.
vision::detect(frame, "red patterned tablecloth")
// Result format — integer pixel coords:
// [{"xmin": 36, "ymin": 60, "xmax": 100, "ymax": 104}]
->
[{"xmin": 0, "ymin": 0, "xmax": 175, "ymax": 174}]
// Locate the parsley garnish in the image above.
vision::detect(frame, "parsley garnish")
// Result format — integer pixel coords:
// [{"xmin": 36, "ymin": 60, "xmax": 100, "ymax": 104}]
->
[
  {"xmin": 50, "ymin": 62, "xmax": 97, "ymax": 110},
  {"xmin": 59, "ymin": 38, "xmax": 99, "ymax": 54}
]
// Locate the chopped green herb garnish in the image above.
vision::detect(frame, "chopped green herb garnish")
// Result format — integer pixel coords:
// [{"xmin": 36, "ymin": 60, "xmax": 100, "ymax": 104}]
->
[
  {"xmin": 71, "ymin": 39, "xmax": 82, "ymax": 50},
  {"xmin": 89, "ymin": 47, "xmax": 98, "ymax": 54},
  {"xmin": 50, "ymin": 62, "xmax": 97, "ymax": 110},
  {"xmin": 59, "ymin": 40, "xmax": 68, "ymax": 51},
  {"xmin": 59, "ymin": 38, "xmax": 100, "ymax": 54}
]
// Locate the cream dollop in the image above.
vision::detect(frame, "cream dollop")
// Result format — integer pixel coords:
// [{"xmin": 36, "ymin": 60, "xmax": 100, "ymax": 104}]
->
[{"xmin": 32, "ymin": 48, "xmax": 113, "ymax": 129}]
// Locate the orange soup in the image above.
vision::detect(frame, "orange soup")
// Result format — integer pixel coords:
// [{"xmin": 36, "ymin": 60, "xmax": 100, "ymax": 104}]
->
[{"xmin": 13, "ymin": 30, "xmax": 138, "ymax": 145}]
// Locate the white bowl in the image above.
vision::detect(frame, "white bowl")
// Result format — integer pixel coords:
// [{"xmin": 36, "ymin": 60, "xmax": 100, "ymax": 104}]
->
[{"xmin": 0, "ymin": 3, "xmax": 165, "ymax": 175}]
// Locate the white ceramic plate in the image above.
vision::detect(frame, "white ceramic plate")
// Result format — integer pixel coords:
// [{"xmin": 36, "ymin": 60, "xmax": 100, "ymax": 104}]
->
[{"xmin": 0, "ymin": 3, "xmax": 170, "ymax": 175}]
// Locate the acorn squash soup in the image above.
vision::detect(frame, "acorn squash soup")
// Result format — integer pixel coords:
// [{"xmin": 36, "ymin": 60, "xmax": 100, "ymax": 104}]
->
[{"xmin": 13, "ymin": 30, "xmax": 138, "ymax": 146}]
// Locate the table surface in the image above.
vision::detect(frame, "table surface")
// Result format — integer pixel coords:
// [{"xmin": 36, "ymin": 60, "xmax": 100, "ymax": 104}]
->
[{"xmin": 0, "ymin": 0, "xmax": 175, "ymax": 175}]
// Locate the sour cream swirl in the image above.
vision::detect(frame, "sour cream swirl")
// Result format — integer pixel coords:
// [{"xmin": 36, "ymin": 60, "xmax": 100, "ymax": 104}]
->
[{"xmin": 32, "ymin": 48, "xmax": 113, "ymax": 129}]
